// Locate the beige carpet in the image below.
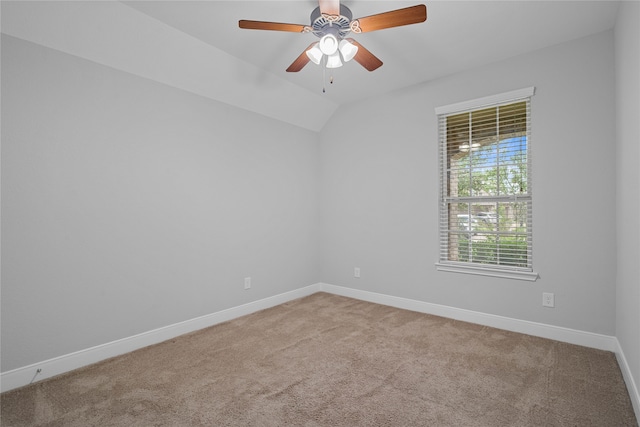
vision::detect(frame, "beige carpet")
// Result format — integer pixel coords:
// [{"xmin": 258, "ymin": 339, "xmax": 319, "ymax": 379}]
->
[{"xmin": 1, "ymin": 292, "xmax": 637, "ymax": 426}]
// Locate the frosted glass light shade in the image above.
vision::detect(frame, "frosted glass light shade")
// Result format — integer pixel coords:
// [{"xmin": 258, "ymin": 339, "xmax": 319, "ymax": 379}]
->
[
  {"xmin": 319, "ymin": 34, "xmax": 339, "ymax": 55},
  {"xmin": 306, "ymin": 43, "xmax": 323, "ymax": 65},
  {"xmin": 326, "ymin": 52, "xmax": 343, "ymax": 68},
  {"xmin": 338, "ymin": 39, "xmax": 358, "ymax": 62}
]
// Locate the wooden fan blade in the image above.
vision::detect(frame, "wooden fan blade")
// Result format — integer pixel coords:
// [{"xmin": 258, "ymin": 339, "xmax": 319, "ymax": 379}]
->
[
  {"xmin": 318, "ymin": 0, "xmax": 340, "ymax": 16},
  {"xmin": 239, "ymin": 20, "xmax": 307, "ymax": 33},
  {"xmin": 346, "ymin": 39, "xmax": 383, "ymax": 71},
  {"xmin": 286, "ymin": 43, "xmax": 317, "ymax": 72},
  {"xmin": 354, "ymin": 4, "xmax": 427, "ymax": 33}
]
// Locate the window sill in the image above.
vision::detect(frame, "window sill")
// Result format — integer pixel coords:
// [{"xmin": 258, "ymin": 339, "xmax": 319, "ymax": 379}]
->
[{"xmin": 435, "ymin": 263, "xmax": 539, "ymax": 282}]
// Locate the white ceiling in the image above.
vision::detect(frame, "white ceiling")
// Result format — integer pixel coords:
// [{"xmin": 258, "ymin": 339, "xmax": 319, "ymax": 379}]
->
[{"xmin": 2, "ymin": 1, "xmax": 620, "ymax": 131}]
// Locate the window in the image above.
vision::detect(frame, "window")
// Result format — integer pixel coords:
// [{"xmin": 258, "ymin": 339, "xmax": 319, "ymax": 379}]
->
[{"xmin": 435, "ymin": 88, "xmax": 538, "ymax": 281}]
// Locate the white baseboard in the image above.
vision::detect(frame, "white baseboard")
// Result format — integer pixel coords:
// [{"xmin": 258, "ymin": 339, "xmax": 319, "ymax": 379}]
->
[
  {"xmin": 614, "ymin": 338, "xmax": 640, "ymax": 422},
  {"xmin": 0, "ymin": 284, "xmax": 321, "ymax": 393},
  {"xmin": 318, "ymin": 283, "xmax": 618, "ymax": 351}
]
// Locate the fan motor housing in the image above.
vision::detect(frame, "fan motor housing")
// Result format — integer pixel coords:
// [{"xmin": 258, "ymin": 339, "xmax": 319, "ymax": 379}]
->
[{"xmin": 309, "ymin": 5, "xmax": 353, "ymax": 38}]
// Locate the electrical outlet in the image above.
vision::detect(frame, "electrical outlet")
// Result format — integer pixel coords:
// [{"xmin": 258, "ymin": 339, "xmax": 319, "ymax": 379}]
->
[
  {"xmin": 354, "ymin": 267, "xmax": 360, "ymax": 278},
  {"xmin": 542, "ymin": 292, "xmax": 554, "ymax": 308},
  {"xmin": 244, "ymin": 277, "xmax": 251, "ymax": 290}
]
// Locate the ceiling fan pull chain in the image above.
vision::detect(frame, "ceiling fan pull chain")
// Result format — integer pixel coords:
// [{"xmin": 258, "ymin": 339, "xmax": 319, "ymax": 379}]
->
[{"xmin": 322, "ymin": 56, "xmax": 326, "ymax": 93}]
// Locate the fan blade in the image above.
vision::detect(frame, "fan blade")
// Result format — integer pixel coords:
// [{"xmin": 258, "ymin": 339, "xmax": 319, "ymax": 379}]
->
[
  {"xmin": 286, "ymin": 43, "xmax": 317, "ymax": 72},
  {"xmin": 346, "ymin": 39, "xmax": 383, "ymax": 71},
  {"xmin": 239, "ymin": 20, "xmax": 307, "ymax": 33},
  {"xmin": 354, "ymin": 4, "xmax": 427, "ymax": 33},
  {"xmin": 319, "ymin": 0, "xmax": 340, "ymax": 16}
]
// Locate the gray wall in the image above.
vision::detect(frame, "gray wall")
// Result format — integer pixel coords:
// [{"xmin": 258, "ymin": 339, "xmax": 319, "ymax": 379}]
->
[
  {"xmin": 615, "ymin": 0, "xmax": 640, "ymax": 402},
  {"xmin": 320, "ymin": 30, "xmax": 617, "ymax": 335},
  {"xmin": 1, "ymin": 36, "xmax": 321, "ymax": 372}
]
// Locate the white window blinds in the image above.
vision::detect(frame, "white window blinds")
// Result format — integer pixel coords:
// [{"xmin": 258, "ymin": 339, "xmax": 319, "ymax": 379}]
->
[{"xmin": 435, "ymin": 88, "xmax": 538, "ymax": 281}]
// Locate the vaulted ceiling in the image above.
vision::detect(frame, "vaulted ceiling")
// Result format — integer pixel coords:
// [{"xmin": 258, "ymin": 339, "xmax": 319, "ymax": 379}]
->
[{"xmin": 1, "ymin": 1, "xmax": 620, "ymax": 131}]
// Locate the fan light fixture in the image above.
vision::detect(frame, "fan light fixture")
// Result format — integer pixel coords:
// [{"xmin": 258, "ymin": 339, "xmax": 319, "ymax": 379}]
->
[
  {"xmin": 306, "ymin": 43, "xmax": 323, "ymax": 65},
  {"xmin": 306, "ymin": 37, "xmax": 357, "ymax": 69},
  {"xmin": 326, "ymin": 52, "xmax": 343, "ymax": 68},
  {"xmin": 319, "ymin": 34, "xmax": 339, "ymax": 55},
  {"xmin": 339, "ymin": 39, "xmax": 358, "ymax": 62}
]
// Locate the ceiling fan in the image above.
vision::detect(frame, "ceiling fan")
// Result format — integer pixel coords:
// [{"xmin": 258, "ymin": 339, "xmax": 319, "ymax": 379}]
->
[{"xmin": 239, "ymin": 1, "xmax": 427, "ymax": 73}]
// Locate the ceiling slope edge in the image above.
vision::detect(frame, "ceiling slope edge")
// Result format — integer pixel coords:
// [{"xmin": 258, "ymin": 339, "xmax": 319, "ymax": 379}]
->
[{"xmin": 1, "ymin": 0, "xmax": 337, "ymax": 132}]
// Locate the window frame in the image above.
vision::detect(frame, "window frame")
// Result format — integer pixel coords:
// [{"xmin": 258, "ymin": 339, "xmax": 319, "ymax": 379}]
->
[{"xmin": 435, "ymin": 87, "xmax": 539, "ymax": 281}]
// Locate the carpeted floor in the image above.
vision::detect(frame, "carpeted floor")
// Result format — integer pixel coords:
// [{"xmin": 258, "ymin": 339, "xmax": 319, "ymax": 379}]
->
[{"xmin": 1, "ymin": 292, "xmax": 637, "ymax": 426}]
